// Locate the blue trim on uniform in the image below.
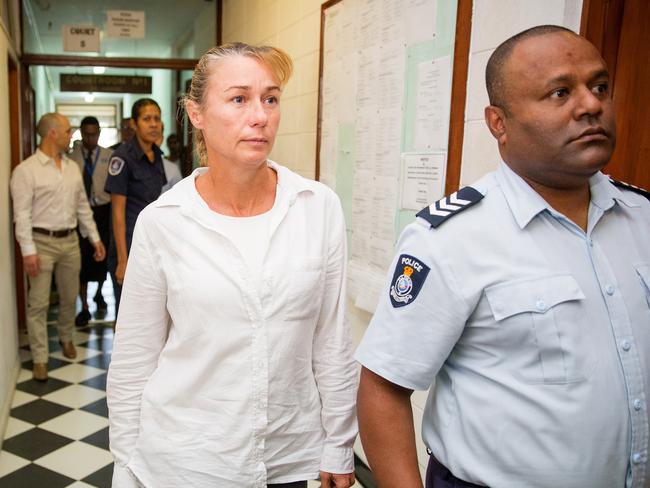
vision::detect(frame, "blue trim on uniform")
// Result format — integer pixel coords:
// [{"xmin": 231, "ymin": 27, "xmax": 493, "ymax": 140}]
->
[
  {"xmin": 610, "ymin": 178, "xmax": 650, "ymax": 201},
  {"xmin": 416, "ymin": 187, "xmax": 484, "ymax": 228}
]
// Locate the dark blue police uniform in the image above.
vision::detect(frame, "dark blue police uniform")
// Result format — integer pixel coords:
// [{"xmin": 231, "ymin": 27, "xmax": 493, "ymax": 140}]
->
[
  {"xmin": 105, "ymin": 137, "xmax": 166, "ymax": 252},
  {"xmin": 104, "ymin": 138, "xmax": 166, "ymax": 311}
]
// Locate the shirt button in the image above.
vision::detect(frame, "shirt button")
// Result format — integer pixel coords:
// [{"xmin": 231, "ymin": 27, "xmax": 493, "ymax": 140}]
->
[
  {"xmin": 605, "ymin": 284, "xmax": 615, "ymax": 295},
  {"xmin": 621, "ymin": 340, "xmax": 632, "ymax": 352},
  {"xmin": 634, "ymin": 399, "xmax": 643, "ymax": 411},
  {"xmin": 535, "ymin": 300, "xmax": 546, "ymax": 312},
  {"xmin": 588, "ymin": 239, "xmax": 594, "ymax": 247},
  {"xmin": 632, "ymin": 453, "xmax": 643, "ymax": 464}
]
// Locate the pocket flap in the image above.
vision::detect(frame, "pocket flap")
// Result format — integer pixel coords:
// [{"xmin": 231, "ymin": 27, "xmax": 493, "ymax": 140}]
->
[
  {"xmin": 636, "ymin": 263, "xmax": 650, "ymax": 291},
  {"xmin": 485, "ymin": 274, "xmax": 585, "ymax": 321}
]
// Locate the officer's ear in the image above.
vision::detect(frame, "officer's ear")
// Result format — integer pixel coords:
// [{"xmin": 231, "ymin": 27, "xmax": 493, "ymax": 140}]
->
[
  {"xmin": 485, "ymin": 105, "xmax": 507, "ymax": 145},
  {"xmin": 185, "ymin": 100, "xmax": 204, "ymax": 130}
]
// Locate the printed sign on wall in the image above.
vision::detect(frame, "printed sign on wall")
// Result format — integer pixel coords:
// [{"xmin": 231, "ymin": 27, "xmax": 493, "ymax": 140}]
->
[
  {"xmin": 62, "ymin": 25, "xmax": 100, "ymax": 52},
  {"xmin": 107, "ymin": 10, "xmax": 145, "ymax": 39}
]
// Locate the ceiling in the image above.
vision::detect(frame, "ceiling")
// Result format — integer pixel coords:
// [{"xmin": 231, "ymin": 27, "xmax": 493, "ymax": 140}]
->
[{"xmin": 23, "ymin": 0, "xmax": 217, "ymax": 58}]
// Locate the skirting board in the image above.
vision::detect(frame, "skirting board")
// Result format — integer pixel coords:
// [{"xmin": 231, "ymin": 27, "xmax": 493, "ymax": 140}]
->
[{"xmin": 0, "ymin": 354, "xmax": 21, "ymax": 451}]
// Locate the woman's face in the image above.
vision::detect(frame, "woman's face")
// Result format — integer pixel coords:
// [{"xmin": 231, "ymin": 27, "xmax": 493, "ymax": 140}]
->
[
  {"xmin": 192, "ymin": 55, "xmax": 282, "ymax": 169},
  {"xmin": 134, "ymin": 104, "xmax": 162, "ymax": 146}
]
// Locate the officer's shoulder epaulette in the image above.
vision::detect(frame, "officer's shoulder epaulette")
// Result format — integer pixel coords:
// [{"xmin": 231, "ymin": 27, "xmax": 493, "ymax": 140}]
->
[
  {"xmin": 610, "ymin": 178, "xmax": 650, "ymax": 201},
  {"xmin": 416, "ymin": 186, "xmax": 484, "ymax": 228}
]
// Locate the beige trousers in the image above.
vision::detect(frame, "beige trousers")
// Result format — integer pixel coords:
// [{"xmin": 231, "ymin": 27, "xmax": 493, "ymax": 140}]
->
[{"xmin": 27, "ymin": 232, "xmax": 80, "ymax": 363}]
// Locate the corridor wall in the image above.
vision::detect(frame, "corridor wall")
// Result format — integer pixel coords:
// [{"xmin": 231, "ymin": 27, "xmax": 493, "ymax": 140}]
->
[{"xmin": 0, "ymin": 25, "xmax": 20, "ymax": 449}]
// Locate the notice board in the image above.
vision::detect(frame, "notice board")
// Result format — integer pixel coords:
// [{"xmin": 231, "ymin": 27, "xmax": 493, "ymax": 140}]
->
[{"xmin": 317, "ymin": 0, "xmax": 459, "ymax": 313}]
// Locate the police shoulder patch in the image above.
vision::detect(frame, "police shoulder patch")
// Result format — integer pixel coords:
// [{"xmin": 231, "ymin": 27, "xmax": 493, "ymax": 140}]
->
[
  {"xmin": 610, "ymin": 178, "xmax": 650, "ymax": 201},
  {"xmin": 389, "ymin": 254, "xmax": 430, "ymax": 308},
  {"xmin": 416, "ymin": 186, "xmax": 483, "ymax": 228},
  {"xmin": 108, "ymin": 157, "xmax": 125, "ymax": 176}
]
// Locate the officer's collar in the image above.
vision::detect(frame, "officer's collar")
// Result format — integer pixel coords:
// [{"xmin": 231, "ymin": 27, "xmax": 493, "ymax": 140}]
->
[
  {"xmin": 589, "ymin": 172, "xmax": 640, "ymax": 210},
  {"xmin": 496, "ymin": 162, "xmax": 639, "ymax": 229},
  {"xmin": 126, "ymin": 136, "xmax": 162, "ymax": 163}
]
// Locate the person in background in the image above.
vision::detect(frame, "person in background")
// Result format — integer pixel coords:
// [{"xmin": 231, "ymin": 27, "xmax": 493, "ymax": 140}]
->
[
  {"xmin": 158, "ymin": 122, "xmax": 182, "ymax": 193},
  {"xmin": 104, "ymin": 98, "xmax": 166, "ymax": 313},
  {"xmin": 110, "ymin": 117, "xmax": 136, "ymax": 150},
  {"xmin": 355, "ymin": 25, "xmax": 650, "ymax": 488},
  {"xmin": 69, "ymin": 116, "xmax": 112, "ymax": 326},
  {"xmin": 107, "ymin": 42, "xmax": 357, "ymax": 488},
  {"xmin": 166, "ymin": 132, "xmax": 181, "ymax": 163},
  {"xmin": 10, "ymin": 113, "xmax": 106, "ymax": 381}
]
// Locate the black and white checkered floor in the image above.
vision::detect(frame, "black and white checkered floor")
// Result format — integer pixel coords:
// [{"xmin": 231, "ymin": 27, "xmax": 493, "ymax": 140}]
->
[{"xmin": 0, "ymin": 281, "xmax": 115, "ymax": 487}]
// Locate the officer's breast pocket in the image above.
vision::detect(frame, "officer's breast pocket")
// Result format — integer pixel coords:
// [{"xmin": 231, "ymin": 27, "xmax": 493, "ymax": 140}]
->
[
  {"xmin": 635, "ymin": 263, "xmax": 650, "ymax": 309},
  {"xmin": 485, "ymin": 274, "xmax": 590, "ymax": 384},
  {"xmin": 131, "ymin": 165, "xmax": 163, "ymax": 201}
]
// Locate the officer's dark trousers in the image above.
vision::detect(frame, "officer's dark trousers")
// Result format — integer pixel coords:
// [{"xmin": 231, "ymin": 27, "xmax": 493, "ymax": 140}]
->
[{"xmin": 426, "ymin": 455, "xmax": 487, "ymax": 488}]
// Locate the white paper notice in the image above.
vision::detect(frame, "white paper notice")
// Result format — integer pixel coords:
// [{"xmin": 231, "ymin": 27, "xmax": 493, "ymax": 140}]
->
[
  {"xmin": 405, "ymin": 0, "xmax": 437, "ymax": 44},
  {"xmin": 107, "ymin": 11, "xmax": 145, "ymax": 39},
  {"xmin": 414, "ymin": 56, "xmax": 452, "ymax": 150},
  {"xmin": 354, "ymin": 266, "xmax": 387, "ymax": 314},
  {"xmin": 400, "ymin": 153, "xmax": 446, "ymax": 210}
]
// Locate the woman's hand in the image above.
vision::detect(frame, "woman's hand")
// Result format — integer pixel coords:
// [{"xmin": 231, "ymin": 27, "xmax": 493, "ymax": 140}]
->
[{"xmin": 320, "ymin": 471, "xmax": 355, "ymax": 488}]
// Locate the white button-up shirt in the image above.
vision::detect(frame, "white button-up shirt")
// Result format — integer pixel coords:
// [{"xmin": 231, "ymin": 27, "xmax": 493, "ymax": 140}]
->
[
  {"xmin": 10, "ymin": 149, "xmax": 99, "ymax": 256},
  {"xmin": 356, "ymin": 163, "xmax": 650, "ymax": 488},
  {"xmin": 108, "ymin": 161, "xmax": 358, "ymax": 488}
]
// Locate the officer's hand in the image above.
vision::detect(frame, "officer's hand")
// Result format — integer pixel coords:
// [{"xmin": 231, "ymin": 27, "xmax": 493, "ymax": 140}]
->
[
  {"xmin": 116, "ymin": 260, "xmax": 127, "ymax": 284},
  {"xmin": 320, "ymin": 471, "xmax": 355, "ymax": 488},
  {"xmin": 93, "ymin": 241, "xmax": 106, "ymax": 262},
  {"xmin": 23, "ymin": 254, "xmax": 41, "ymax": 278}
]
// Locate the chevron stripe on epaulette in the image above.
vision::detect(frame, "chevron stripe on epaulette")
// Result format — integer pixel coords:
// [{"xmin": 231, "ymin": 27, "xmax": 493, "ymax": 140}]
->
[
  {"xmin": 610, "ymin": 178, "xmax": 650, "ymax": 201},
  {"xmin": 416, "ymin": 187, "xmax": 484, "ymax": 228}
]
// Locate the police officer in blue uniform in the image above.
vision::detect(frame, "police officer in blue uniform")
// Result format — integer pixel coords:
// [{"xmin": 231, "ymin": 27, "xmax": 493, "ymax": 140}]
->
[
  {"xmin": 105, "ymin": 98, "xmax": 166, "ymax": 311},
  {"xmin": 356, "ymin": 26, "xmax": 650, "ymax": 488}
]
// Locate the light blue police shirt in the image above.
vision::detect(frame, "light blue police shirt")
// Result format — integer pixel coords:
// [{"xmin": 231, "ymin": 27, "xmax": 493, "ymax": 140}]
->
[{"xmin": 356, "ymin": 162, "xmax": 650, "ymax": 488}]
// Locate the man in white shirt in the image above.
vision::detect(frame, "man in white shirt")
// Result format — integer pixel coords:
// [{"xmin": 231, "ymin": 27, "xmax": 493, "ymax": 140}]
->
[
  {"xmin": 10, "ymin": 113, "xmax": 106, "ymax": 381},
  {"xmin": 69, "ymin": 116, "xmax": 113, "ymax": 325}
]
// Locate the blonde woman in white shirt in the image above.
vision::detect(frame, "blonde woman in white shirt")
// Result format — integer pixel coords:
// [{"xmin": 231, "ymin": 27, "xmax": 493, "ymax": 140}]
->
[{"xmin": 107, "ymin": 43, "xmax": 357, "ymax": 488}]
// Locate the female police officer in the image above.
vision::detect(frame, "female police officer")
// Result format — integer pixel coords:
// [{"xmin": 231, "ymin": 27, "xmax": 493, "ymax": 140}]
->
[
  {"xmin": 104, "ymin": 98, "xmax": 166, "ymax": 309},
  {"xmin": 107, "ymin": 43, "xmax": 357, "ymax": 488}
]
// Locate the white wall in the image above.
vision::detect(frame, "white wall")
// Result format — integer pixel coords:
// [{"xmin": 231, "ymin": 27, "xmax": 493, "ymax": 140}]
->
[
  {"xmin": 31, "ymin": 65, "xmax": 55, "ymax": 122},
  {"xmin": 222, "ymin": 0, "xmax": 322, "ymax": 179},
  {"xmin": 0, "ymin": 32, "xmax": 20, "ymax": 449}
]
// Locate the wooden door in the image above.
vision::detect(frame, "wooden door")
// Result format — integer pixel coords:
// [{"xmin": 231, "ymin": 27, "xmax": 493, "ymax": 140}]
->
[
  {"xmin": 9, "ymin": 56, "xmax": 26, "ymax": 329},
  {"xmin": 582, "ymin": 0, "xmax": 650, "ymax": 189}
]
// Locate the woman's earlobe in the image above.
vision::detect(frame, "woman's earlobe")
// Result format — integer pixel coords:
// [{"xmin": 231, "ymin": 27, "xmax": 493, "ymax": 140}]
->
[{"xmin": 186, "ymin": 101, "xmax": 203, "ymax": 129}]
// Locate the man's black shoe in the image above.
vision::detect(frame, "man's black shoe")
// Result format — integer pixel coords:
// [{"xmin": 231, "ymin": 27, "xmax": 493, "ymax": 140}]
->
[
  {"xmin": 94, "ymin": 294, "xmax": 108, "ymax": 311},
  {"xmin": 75, "ymin": 309, "xmax": 91, "ymax": 327}
]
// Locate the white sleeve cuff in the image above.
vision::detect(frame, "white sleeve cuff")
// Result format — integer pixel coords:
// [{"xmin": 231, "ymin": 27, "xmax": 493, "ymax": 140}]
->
[
  {"xmin": 111, "ymin": 463, "xmax": 140, "ymax": 488},
  {"xmin": 20, "ymin": 243, "xmax": 37, "ymax": 257},
  {"xmin": 320, "ymin": 445, "xmax": 354, "ymax": 474}
]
